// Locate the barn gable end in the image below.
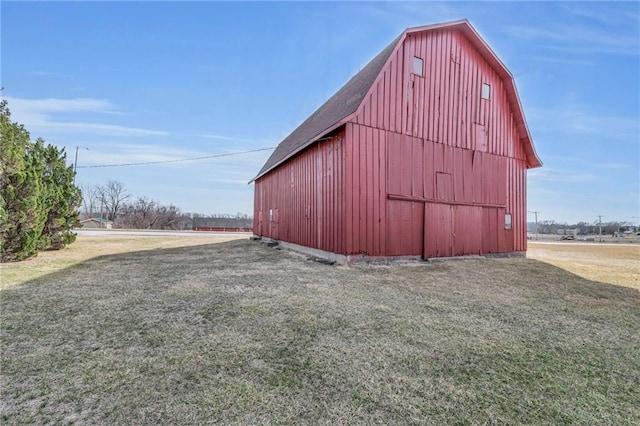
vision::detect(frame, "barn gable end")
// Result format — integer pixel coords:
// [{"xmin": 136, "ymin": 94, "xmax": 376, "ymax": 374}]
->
[{"xmin": 254, "ymin": 19, "xmax": 541, "ymax": 261}]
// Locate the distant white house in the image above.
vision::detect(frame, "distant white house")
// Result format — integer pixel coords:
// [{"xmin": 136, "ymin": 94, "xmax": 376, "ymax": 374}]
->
[
  {"xmin": 556, "ymin": 228, "xmax": 579, "ymax": 236},
  {"xmin": 80, "ymin": 218, "xmax": 113, "ymax": 229}
]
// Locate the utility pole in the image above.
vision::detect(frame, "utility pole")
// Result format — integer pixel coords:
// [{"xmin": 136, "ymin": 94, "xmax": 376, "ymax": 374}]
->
[
  {"xmin": 73, "ymin": 146, "xmax": 79, "ymax": 181},
  {"xmin": 597, "ymin": 215, "xmax": 603, "ymax": 243},
  {"xmin": 528, "ymin": 211, "xmax": 540, "ymax": 240},
  {"xmin": 73, "ymin": 146, "xmax": 89, "ymax": 183}
]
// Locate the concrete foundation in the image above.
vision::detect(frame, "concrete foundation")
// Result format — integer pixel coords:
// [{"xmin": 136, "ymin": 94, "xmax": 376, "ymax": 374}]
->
[{"xmin": 254, "ymin": 236, "xmax": 523, "ymax": 265}]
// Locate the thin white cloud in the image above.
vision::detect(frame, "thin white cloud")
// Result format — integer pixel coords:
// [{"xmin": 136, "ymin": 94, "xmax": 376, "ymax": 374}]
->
[
  {"xmin": 528, "ymin": 167, "xmax": 598, "ymax": 184},
  {"xmin": 560, "ymin": 3, "xmax": 640, "ymax": 27},
  {"xmin": 45, "ymin": 122, "xmax": 167, "ymax": 137},
  {"xmin": 76, "ymin": 144, "xmax": 208, "ymax": 167},
  {"xmin": 527, "ymin": 101, "xmax": 639, "ymax": 143},
  {"xmin": 3, "ymin": 96, "xmax": 168, "ymax": 137},
  {"xmin": 504, "ymin": 23, "xmax": 639, "ymax": 56},
  {"xmin": 198, "ymin": 133, "xmax": 267, "ymax": 144},
  {"xmin": 528, "ymin": 182, "xmax": 639, "ymax": 224},
  {"xmin": 541, "ymin": 155, "xmax": 588, "ymax": 165},
  {"xmin": 542, "ymin": 156, "xmax": 633, "ymax": 171},
  {"xmin": 5, "ymin": 96, "xmax": 116, "ymax": 113},
  {"xmin": 358, "ymin": 2, "xmax": 463, "ymax": 26},
  {"xmin": 530, "ymin": 55, "xmax": 594, "ymax": 66},
  {"xmin": 597, "ymin": 162, "xmax": 630, "ymax": 170}
]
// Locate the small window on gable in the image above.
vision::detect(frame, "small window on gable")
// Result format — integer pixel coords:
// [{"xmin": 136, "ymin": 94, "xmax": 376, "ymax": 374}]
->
[
  {"xmin": 481, "ymin": 83, "xmax": 491, "ymax": 100},
  {"xmin": 413, "ymin": 56, "xmax": 424, "ymax": 76},
  {"xmin": 505, "ymin": 214, "xmax": 512, "ymax": 230}
]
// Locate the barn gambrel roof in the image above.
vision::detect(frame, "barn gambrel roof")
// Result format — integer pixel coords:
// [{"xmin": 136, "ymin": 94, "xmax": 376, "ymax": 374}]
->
[{"xmin": 254, "ymin": 19, "xmax": 541, "ymax": 182}]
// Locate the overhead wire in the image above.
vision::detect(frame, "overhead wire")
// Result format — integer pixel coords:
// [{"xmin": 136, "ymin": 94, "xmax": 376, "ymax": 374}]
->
[{"xmin": 76, "ymin": 146, "xmax": 276, "ymax": 168}]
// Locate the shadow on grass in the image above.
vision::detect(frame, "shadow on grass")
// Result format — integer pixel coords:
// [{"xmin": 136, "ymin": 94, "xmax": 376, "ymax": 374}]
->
[{"xmin": 2, "ymin": 239, "xmax": 639, "ymax": 425}]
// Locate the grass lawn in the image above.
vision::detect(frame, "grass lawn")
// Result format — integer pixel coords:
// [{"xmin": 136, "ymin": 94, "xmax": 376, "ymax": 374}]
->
[
  {"xmin": 0, "ymin": 233, "xmax": 249, "ymax": 289},
  {"xmin": 527, "ymin": 242, "xmax": 640, "ymax": 290},
  {"xmin": 1, "ymin": 237, "xmax": 639, "ymax": 424}
]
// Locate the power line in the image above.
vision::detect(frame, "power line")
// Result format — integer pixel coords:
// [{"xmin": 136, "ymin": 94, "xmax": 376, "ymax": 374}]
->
[
  {"xmin": 76, "ymin": 146, "xmax": 276, "ymax": 169},
  {"xmin": 597, "ymin": 215, "xmax": 604, "ymax": 242},
  {"xmin": 528, "ymin": 210, "xmax": 540, "ymax": 240}
]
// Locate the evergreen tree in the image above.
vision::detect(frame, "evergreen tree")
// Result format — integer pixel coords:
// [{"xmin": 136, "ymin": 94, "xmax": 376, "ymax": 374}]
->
[
  {"xmin": 0, "ymin": 101, "xmax": 45, "ymax": 260},
  {"xmin": 0, "ymin": 100, "xmax": 81, "ymax": 261},
  {"xmin": 36, "ymin": 140, "xmax": 81, "ymax": 250}
]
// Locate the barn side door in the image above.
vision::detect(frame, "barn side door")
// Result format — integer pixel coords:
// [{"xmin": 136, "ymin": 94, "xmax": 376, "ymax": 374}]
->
[
  {"xmin": 423, "ymin": 203, "xmax": 453, "ymax": 259},
  {"xmin": 477, "ymin": 207, "xmax": 509, "ymax": 254},
  {"xmin": 257, "ymin": 210, "xmax": 264, "ymax": 235},
  {"xmin": 270, "ymin": 208, "xmax": 279, "ymax": 240},
  {"xmin": 451, "ymin": 205, "xmax": 482, "ymax": 256}
]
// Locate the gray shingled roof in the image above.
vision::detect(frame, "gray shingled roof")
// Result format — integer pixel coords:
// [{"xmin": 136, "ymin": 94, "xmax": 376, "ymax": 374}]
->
[{"xmin": 254, "ymin": 34, "xmax": 401, "ymax": 181}]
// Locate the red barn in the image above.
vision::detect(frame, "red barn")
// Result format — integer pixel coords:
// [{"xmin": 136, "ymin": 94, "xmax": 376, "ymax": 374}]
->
[{"xmin": 252, "ymin": 19, "xmax": 542, "ymax": 262}]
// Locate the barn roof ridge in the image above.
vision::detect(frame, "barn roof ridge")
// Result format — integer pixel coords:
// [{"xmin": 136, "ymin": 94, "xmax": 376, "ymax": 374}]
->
[
  {"xmin": 253, "ymin": 19, "xmax": 540, "ymax": 182},
  {"xmin": 251, "ymin": 32, "xmax": 401, "ymax": 182}
]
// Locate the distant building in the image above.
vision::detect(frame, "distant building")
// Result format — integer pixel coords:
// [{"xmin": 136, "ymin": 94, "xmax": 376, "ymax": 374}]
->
[
  {"xmin": 192, "ymin": 217, "xmax": 253, "ymax": 232},
  {"xmin": 252, "ymin": 19, "xmax": 541, "ymax": 261},
  {"xmin": 556, "ymin": 229, "xmax": 579, "ymax": 236},
  {"xmin": 80, "ymin": 218, "xmax": 113, "ymax": 229}
]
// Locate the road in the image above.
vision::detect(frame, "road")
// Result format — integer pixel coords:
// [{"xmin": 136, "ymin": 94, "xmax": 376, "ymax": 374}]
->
[
  {"xmin": 75, "ymin": 229, "xmax": 252, "ymax": 237},
  {"xmin": 529, "ymin": 240, "xmax": 639, "ymax": 247}
]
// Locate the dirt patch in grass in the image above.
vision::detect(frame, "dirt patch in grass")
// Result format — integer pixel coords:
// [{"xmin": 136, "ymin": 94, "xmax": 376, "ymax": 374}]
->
[
  {"xmin": 527, "ymin": 242, "xmax": 640, "ymax": 289},
  {"xmin": 1, "ymin": 239, "xmax": 639, "ymax": 424}
]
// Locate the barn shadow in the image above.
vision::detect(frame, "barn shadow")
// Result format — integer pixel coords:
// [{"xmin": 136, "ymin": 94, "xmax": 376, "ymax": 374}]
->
[{"xmin": 5, "ymin": 238, "xmax": 638, "ymax": 302}]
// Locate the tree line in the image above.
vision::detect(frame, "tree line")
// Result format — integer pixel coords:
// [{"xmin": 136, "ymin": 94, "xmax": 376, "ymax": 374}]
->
[
  {"xmin": 528, "ymin": 220, "xmax": 638, "ymax": 235},
  {"xmin": 80, "ymin": 181, "xmax": 251, "ymax": 230},
  {"xmin": 80, "ymin": 180, "xmax": 189, "ymax": 230},
  {"xmin": 1, "ymin": 100, "xmax": 81, "ymax": 261}
]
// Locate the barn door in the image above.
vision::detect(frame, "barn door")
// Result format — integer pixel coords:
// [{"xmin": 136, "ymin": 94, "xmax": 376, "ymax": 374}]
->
[
  {"xmin": 452, "ymin": 206, "xmax": 482, "ymax": 256},
  {"xmin": 481, "ymin": 207, "xmax": 498, "ymax": 254},
  {"xmin": 423, "ymin": 203, "xmax": 453, "ymax": 258},
  {"xmin": 258, "ymin": 210, "xmax": 264, "ymax": 235},
  {"xmin": 270, "ymin": 208, "xmax": 279, "ymax": 240}
]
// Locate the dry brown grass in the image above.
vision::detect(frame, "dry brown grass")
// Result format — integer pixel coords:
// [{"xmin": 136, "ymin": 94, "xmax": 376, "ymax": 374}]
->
[
  {"xmin": 0, "ymin": 233, "xmax": 248, "ymax": 289},
  {"xmin": 2, "ymin": 238, "xmax": 639, "ymax": 425},
  {"xmin": 527, "ymin": 242, "xmax": 640, "ymax": 289}
]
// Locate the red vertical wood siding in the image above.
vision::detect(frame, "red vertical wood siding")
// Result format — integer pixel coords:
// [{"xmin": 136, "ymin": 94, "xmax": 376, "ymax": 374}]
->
[
  {"xmin": 344, "ymin": 123, "xmax": 404, "ymax": 256},
  {"xmin": 253, "ymin": 132, "xmax": 346, "ymax": 254},
  {"xmin": 350, "ymin": 28, "xmax": 529, "ymax": 256}
]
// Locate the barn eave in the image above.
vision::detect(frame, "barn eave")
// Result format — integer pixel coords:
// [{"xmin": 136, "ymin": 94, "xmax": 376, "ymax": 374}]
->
[{"xmin": 249, "ymin": 117, "xmax": 351, "ymax": 183}]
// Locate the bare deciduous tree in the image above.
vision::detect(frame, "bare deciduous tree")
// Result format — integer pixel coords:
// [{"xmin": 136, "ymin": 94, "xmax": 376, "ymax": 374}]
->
[
  {"xmin": 115, "ymin": 197, "xmax": 160, "ymax": 229},
  {"xmin": 97, "ymin": 180, "xmax": 130, "ymax": 221},
  {"xmin": 80, "ymin": 184, "xmax": 99, "ymax": 219},
  {"xmin": 83, "ymin": 179, "xmax": 255, "ymax": 230},
  {"xmin": 114, "ymin": 198, "xmax": 190, "ymax": 230},
  {"xmin": 155, "ymin": 204, "xmax": 182, "ymax": 230}
]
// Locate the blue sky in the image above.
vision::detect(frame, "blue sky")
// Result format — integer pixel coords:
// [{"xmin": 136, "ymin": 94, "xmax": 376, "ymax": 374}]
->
[{"xmin": 2, "ymin": 1, "xmax": 638, "ymax": 224}]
